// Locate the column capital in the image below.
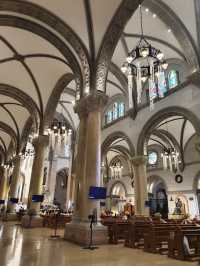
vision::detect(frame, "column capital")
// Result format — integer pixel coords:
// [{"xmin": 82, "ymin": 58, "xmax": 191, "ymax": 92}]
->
[
  {"xmin": 32, "ymin": 134, "xmax": 49, "ymax": 148},
  {"xmin": 131, "ymin": 156, "xmax": 147, "ymax": 166},
  {"xmin": 12, "ymin": 155, "xmax": 21, "ymax": 164},
  {"xmin": 74, "ymin": 91, "xmax": 108, "ymax": 117},
  {"xmin": 188, "ymin": 69, "xmax": 200, "ymax": 87}
]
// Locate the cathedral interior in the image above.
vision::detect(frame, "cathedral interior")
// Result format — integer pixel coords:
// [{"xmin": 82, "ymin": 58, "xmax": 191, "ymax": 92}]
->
[{"xmin": 0, "ymin": 0, "xmax": 200, "ymax": 265}]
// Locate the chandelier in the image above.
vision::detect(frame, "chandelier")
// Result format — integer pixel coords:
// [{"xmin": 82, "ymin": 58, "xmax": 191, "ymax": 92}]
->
[
  {"xmin": 47, "ymin": 120, "xmax": 72, "ymax": 153},
  {"xmin": 110, "ymin": 161, "xmax": 123, "ymax": 179},
  {"xmin": 19, "ymin": 148, "xmax": 35, "ymax": 159},
  {"xmin": 2, "ymin": 161, "xmax": 14, "ymax": 170},
  {"xmin": 121, "ymin": 3, "xmax": 168, "ymax": 109},
  {"xmin": 161, "ymin": 147, "xmax": 180, "ymax": 173}
]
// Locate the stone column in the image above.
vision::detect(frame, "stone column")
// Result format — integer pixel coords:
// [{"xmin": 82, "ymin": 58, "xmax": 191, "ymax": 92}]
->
[
  {"xmin": 131, "ymin": 156, "xmax": 149, "ymax": 216},
  {"xmin": 28, "ymin": 135, "xmax": 49, "ymax": 212},
  {"xmin": 0, "ymin": 167, "xmax": 7, "ymax": 200},
  {"xmin": 8, "ymin": 155, "xmax": 22, "ymax": 212},
  {"xmin": 64, "ymin": 91, "xmax": 108, "ymax": 245}
]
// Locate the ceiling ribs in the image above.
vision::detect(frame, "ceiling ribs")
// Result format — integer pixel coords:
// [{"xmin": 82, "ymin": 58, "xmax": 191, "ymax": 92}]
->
[
  {"xmin": 0, "ymin": 35, "xmax": 43, "ymax": 116},
  {"xmin": 84, "ymin": 0, "xmax": 95, "ymax": 64},
  {"xmin": 0, "ymin": 104, "xmax": 20, "ymax": 140}
]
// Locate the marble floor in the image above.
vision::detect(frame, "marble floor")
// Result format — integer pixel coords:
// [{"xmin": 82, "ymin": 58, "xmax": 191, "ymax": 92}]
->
[{"xmin": 0, "ymin": 222, "xmax": 197, "ymax": 266}]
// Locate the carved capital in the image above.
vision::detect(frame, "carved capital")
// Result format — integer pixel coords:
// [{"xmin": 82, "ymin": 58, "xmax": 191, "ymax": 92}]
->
[
  {"xmin": 32, "ymin": 135, "xmax": 49, "ymax": 149},
  {"xmin": 188, "ymin": 70, "xmax": 200, "ymax": 87},
  {"xmin": 131, "ymin": 156, "xmax": 147, "ymax": 166},
  {"xmin": 74, "ymin": 91, "xmax": 108, "ymax": 117}
]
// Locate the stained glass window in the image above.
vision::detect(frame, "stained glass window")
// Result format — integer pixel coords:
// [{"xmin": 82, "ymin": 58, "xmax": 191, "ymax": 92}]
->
[
  {"xmin": 158, "ymin": 71, "xmax": 167, "ymax": 98},
  {"xmin": 148, "ymin": 151, "xmax": 158, "ymax": 165},
  {"xmin": 105, "ymin": 101, "xmax": 125, "ymax": 124},
  {"xmin": 113, "ymin": 102, "xmax": 118, "ymax": 120},
  {"xmin": 168, "ymin": 70, "xmax": 179, "ymax": 89},
  {"xmin": 107, "ymin": 110, "xmax": 112, "ymax": 123},
  {"xmin": 118, "ymin": 102, "xmax": 125, "ymax": 117}
]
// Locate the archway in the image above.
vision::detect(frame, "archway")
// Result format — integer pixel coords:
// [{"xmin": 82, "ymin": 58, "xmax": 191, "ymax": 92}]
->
[
  {"xmin": 148, "ymin": 175, "xmax": 168, "ymax": 218},
  {"xmin": 54, "ymin": 168, "xmax": 68, "ymax": 210},
  {"xmin": 109, "ymin": 181, "xmax": 127, "ymax": 214}
]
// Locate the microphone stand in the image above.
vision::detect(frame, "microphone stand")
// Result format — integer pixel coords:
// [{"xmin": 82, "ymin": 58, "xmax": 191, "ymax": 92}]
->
[{"xmin": 82, "ymin": 215, "xmax": 99, "ymax": 250}]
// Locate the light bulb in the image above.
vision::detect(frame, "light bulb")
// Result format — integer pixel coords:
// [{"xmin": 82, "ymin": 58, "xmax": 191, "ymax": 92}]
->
[
  {"xmin": 126, "ymin": 56, "xmax": 133, "ymax": 64},
  {"xmin": 157, "ymin": 51, "xmax": 164, "ymax": 60},
  {"xmin": 121, "ymin": 64, "xmax": 127, "ymax": 73},
  {"xmin": 140, "ymin": 47, "xmax": 149, "ymax": 57}
]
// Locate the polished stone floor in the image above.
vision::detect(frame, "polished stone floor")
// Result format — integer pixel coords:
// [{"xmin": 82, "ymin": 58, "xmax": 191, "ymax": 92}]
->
[{"xmin": 0, "ymin": 222, "xmax": 197, "ymax": 266}]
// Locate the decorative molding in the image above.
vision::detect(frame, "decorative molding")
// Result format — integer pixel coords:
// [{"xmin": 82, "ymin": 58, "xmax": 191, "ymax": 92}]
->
[
  {"xmin": 74, "ymin": 91, "xmax": 108, "ymax": 117},
  {"xmin": 0, "ymin": 0, "xmax": 90, "ymax": 94},
  {"xmin": 131, "ymin": 156, "xmax": 147, "ymax": 166},
  {"xmin": 137, "ymin": 106, "xmax": 200, "ymax": 156},
  {"xmin": 101, "ymin": 131, "xmax": 135, "ymax": 157},
  {"xmin": 96, "ymin": 0, "xmax": 140, "ymax": 92},
  {"xmin": 44, "ymin": 73, "xmax": 75, "ymax": 131},
  {"xmin": 0, "ymin": 84, "xmax": 40, "ymax": 131}
]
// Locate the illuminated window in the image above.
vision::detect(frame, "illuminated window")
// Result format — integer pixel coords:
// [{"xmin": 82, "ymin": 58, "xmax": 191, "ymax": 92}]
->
[
  {"xmin": 118, "ymin": 102, "xmax": 125, "ymax": 117},
  {"xmin": 105, "ymin": 101, "xmax": 125, "ymax": 124},
  {"xmin": 168, "ymin": 70, "xmax": 179, "ymax": 89},
  {"xmin": 148, "ymin": 151, "xmax": 158, "ymax": 165},
  {"xmin": 158, "ymin": 71, "xmax": 167, "ymax": 98}
]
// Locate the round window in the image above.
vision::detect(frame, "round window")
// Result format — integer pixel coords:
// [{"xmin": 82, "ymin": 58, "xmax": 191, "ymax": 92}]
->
[{"xmin": 148, "ymin": 151, "xmax": 158, "ymax": 165}]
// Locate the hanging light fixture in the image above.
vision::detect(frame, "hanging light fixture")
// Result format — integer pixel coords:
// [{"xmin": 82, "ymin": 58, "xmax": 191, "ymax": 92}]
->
[
  {"xmin": 47, "ymin": 120, "xmax": 72, "ymax": 152},
  {"xmin": 121, "ymin": 3, "xmax": 168, "ymax": 110},
  {"xmin": 161, "ymin": 147, "xmax": 180, "ymax": 173},
  {"xmin": 110, "ymin": 161, "xmax": 123, "ymax": 179}
]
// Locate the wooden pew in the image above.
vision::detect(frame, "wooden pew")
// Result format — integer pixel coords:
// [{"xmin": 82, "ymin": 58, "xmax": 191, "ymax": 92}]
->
[
  {"xmin": 144, "ymin": 224, "xmax": 200, "ymax": 254},
  {"xmin": 125, "ymin": 217, "xmax": 152, "ymax": 248},
  {"xmin": 168, "ymin": 228, "xmax": 200, "ymax": 261},
  {"xmin": 102, "ymin": 217, "xmax": 129, "ymax": 244}
]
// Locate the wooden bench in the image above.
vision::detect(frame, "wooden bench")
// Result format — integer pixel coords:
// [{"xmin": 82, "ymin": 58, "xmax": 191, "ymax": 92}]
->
[
  {"xmin": 168, "ymin": 228, "xmax": 200, "ymax": 261},
  {"xmin": 125, "ymin": 219, "xmax": 152, "ymax": 248},
  {"xmin": 102, "ymin": 217, "xmax": 129, "ymax": 244},
  {"xmin": 144, "ymin": 224, "xmax": 200, "ymax": 254}
]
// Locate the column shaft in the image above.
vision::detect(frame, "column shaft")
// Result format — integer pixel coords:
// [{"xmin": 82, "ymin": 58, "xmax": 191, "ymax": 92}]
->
[
  {"xmin": 132, "ymin": 156, "xmax": 149, "ymax": 216},
  {"xmin": 74, "ymin": 92, "xmax": 108, "ymax": 222},
  {"xmin": 0, "ymin": 168, "xmax": 7, "ymax": 200},
  {"xmin": 28, "ymin": 135, "xmax": 49, "ymax": 212}
]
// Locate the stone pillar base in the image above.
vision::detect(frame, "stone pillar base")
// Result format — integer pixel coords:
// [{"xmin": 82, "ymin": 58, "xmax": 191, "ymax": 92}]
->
[
  {"xmin": 64, "ymin": 222, "xmax": 108, "ymax": 245},
  {"xmin": 21, "ymin": 215, "xmax": 44, "ymax": 228}
]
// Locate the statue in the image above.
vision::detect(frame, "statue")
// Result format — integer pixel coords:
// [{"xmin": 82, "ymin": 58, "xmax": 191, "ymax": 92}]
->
[{"xmin": 174, "ymin": 198, "xmax": 185, "ymax": 215}]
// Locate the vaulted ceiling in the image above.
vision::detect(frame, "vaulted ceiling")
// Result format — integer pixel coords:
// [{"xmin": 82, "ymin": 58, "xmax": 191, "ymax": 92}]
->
[{"xmin": 0, "ymin": 0, "xmax": 199, "ymax": 163}]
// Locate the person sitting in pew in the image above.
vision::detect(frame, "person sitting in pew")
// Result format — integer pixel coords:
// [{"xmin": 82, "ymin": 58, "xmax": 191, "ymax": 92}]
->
[{"xmin": 153, "ymin": 212, "xmax": 167, "ymax": 223}]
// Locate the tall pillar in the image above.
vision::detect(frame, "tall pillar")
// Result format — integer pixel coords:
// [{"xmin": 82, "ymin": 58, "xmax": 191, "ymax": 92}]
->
[
  {"xmin": 28, "ymin": 135, "xmax": 49, "ymax": 212},
  {"xmin": 8, "ymin": 156, "xmax": 22, "ymax": 212},
  {"xmin": 131, "ymin": 156, "xmax": 149, "ymax": 216},
  {"xmin": 0, "ymin": 167, "xmax": 7, "ymax": 201},
  {"xmin": 64, "ymin": 91, "xmax": 108, "ymax": 245}
]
